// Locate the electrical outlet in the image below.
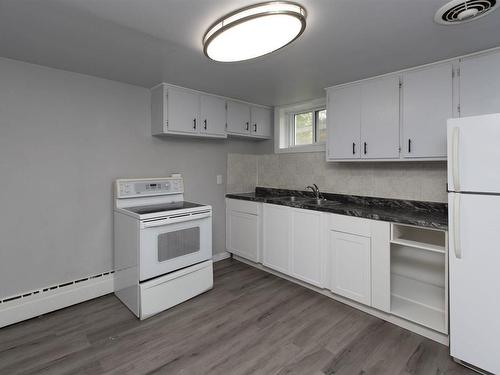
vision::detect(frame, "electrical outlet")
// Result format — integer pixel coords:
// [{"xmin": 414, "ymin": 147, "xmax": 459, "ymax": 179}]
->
[{"xmin": 217, "ymin": 175, "xmax": 223, "ymax": 185}]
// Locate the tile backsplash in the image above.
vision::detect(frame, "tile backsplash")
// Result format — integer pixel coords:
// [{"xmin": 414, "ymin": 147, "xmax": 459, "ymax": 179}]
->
[
  {"xmin": 227, "ymin": 153, "xmax": 258, "ymax": 194},
  {"xmin": 227, "ymin": 152, "xmax": 447, "ymax": 203}
]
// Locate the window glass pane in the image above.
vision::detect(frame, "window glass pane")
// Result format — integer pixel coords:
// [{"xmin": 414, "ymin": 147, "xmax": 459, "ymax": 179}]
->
[
  {"xmin": 316, "ymin": 109, "xmax": 327, "ymax": 143},
  {"xmin": 294, "ymin": 112, "xmax": 313, "ymax": 145}
]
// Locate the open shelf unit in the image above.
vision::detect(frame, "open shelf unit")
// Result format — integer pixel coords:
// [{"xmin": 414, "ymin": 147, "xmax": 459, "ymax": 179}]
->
[{"xmin": 390, "ymin": 224, "xmax": 448, "ymax": 333}]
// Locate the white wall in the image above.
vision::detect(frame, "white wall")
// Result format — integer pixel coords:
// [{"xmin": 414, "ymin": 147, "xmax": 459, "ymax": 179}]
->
[{"xmin": 0, "ymin": 58, "xmax": 268, "ymax": 299}]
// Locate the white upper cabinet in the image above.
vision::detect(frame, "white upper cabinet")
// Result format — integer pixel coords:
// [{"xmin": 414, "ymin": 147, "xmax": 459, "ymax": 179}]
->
[
  {"xmin": 250, "ymin": 106, "xmax": 273, "ymax": 138},
  {"xmin": 327, "ymin": 84, "xmax": 361, "ymax": 159},
  {"xmin": 165, "ymin": 86, "xmax": 200, "ymax": 134},
  {"xmin": 360, "ymin": 75, "xmax": 400, "ymax": 159},
  {"xmin": 151, "ymin": 83, "xmax": 272, "ymax": 140},
  {"xmin": 327, "ymin": 75, "xmax": 399, "ymax": 160},
  {"xmin": 460, "ymin": 50, "xmax": 500, "ymax": 117},
  {"xmin": 324, "ymin": 51, "xmax": 494, "ymax": 161},
  {"xmin": 200, "ymin": 94, "xmax": 226, "ymax": 137},
  {"xmin": 402, "ymin": 63, "xmax": 454, "ymax": 158},
  {"xmin": 227, "ymin": 100, "xmax": 251, "ymax": 135}
]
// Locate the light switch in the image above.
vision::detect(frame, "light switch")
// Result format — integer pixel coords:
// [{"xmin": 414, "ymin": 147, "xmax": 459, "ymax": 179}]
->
[{"xmin": 217, "ymin": 175, "xmax": 223, "ymax": 185}]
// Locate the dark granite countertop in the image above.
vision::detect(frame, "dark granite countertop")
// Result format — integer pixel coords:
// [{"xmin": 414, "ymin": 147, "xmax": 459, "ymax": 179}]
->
[{"xmin": 226, "ymin": 187, "xmax": 448, "ymax": 230}]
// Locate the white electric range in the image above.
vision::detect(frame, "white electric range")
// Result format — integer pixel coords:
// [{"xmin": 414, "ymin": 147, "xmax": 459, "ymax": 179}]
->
[{"xmin": 114, "ymin": 175, "xmax": 213, "ymax": 319}]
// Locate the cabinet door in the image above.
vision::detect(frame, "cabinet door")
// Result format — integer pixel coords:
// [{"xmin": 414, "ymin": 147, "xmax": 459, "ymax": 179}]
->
[
  {"xmin": 402, "ymin": 63, "xmax": 453, "ymax": 158},
  {"xmin": 227, "ymin": 101, "xmax": 251, "ymax": 135},
  {"xmin": 251, "ymin": 106, "xmax": 272, "ymax": 138},
  {"xmin": 328, "ymin": 230, "xmax": 371, "ymax": 305},
  {"xmin": 460, "ymin": 50, "xmax": 500, "ymax": 117},
  {"xmin": 200, "ymin": 94, "xmax": 227, "ymax": 137},
  {"xmin": 226, "ymin": 210, "xmax": 259, "ymax": 262},
  {"xmin": 327, "ymin": 85, "xmax": 361, "ymax": 159},
  {"xmin": 290, "ymin": 209, "xmax": 324, "ymax": 287},
  {"xmin": 360, "ymin": 76, "xmax": 400, "ymax": 159},
  {"xmin": 262, "ymin": 204, "xmax": 291, "ymax": 274},
  {"xmin": 167, "ymin": 87, "xmax": 199, "ymax": 134}
]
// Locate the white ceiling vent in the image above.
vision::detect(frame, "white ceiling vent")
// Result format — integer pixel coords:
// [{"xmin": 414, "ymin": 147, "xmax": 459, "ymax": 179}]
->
[{"xmin": 435, "ymin": 0, "xmax": 497, "ymax": 24}]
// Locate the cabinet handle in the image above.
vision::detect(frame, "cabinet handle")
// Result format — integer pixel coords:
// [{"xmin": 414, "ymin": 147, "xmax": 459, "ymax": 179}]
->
[
  {"xmin": 204, "ymin": 119, "xmax": 207, "ymax": 130},
  {"xmin": 254, "ymin": 123, "xmax": 257, "ymax": 132},
  {"xmin": 245, "ymin": 122, "xmax": 249, "ymax": 131},
  {"xmin": 352, "ymin": 142, "xmax": 356, "ymax": 155},
  {"xmin": 193, "ymin": 118, "xmax": 197, "ymax": 129},
  {"xmin": 408, "ymin": 139, "xmax": 411, "ymax": 153},
  {"xmin": 364, "ymin": 142, "xmax": 367, "ymax": 155}
]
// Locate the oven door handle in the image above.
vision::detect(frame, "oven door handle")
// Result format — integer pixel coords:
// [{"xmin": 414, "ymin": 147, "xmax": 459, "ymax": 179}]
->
[{"xmin": 141, "ymin": 211, "xmax": 211, "ymax": 228}]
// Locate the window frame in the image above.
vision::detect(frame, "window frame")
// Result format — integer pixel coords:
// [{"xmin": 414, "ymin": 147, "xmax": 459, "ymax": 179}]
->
[
  {"xmin": 288, "ymin": 106, "xmax": 326, "ymax": 148},
  {"xmin": 274, "ymin": 97, "xmax": 327, "ymax": 154}
]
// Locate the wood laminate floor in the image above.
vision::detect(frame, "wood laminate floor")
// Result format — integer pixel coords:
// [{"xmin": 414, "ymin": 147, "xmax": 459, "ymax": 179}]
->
[{"xmin": 0, "ymin": 259, "xmax": 474, "ymax": 375}]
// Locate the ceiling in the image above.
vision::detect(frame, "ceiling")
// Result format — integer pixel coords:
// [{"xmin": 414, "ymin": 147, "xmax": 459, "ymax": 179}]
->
[{"xmin": 1, "ymin": 0, "xmax": 499, "ymax": 106}]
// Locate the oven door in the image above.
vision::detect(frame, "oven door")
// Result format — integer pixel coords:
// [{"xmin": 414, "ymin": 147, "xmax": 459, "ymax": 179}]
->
[{"xmin": 139, "ymin": 211, "xmax": 212, "ymax": 281}]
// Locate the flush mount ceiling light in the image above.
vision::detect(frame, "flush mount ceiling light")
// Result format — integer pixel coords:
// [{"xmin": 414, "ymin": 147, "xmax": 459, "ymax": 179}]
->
[
  {"xmin": 435, "ymin": 0, "xmax": 497, "ymax": 24},
  {"xmin": 203, "ymin": 1, "xmax": 307, "ymax": 62}
]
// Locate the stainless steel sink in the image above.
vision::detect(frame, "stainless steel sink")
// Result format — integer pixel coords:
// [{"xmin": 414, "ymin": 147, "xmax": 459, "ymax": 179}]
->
[
  {"xmin": 304, "ymin": 199, "xmax": 342, "ymax": 206},
  {"xmin": 273, "ymin": 196, "xmax": 305, "ymax": 202}
]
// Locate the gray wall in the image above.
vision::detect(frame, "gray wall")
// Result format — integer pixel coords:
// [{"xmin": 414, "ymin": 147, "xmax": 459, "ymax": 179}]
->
[
  {"xmin": 0, "ymin": 57, "xmax": 268, "ymax": 299},
  {"xmin": 228, "ymin": 153, "xmax": 447, "ymax": 203}
]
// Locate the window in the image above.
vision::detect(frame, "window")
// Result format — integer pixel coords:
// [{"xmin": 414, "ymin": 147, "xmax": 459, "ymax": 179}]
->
[
  {"xmin": 275, "ymin": 97, "xmax": 326, "ymax": 153},
  {"xmin": 291, "ymin": 108, "xmax": 327, "ymax": 147}
]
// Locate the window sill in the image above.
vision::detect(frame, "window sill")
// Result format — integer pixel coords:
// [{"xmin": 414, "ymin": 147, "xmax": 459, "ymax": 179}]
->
[{"xmin": 277, "ymin": 143, "xmax": 326, "ymax": 154}]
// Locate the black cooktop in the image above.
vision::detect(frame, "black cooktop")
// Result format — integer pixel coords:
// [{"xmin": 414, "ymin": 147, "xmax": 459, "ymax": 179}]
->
[{"xmin": 126, "ymin": 201, "xmax": 206, "ymax": 215}]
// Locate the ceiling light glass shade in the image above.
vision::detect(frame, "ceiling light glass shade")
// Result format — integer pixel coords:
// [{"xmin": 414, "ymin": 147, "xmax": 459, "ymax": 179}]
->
[{"xmin": 203, "ymin": 2, "xmax": 307, "ymax": 62}]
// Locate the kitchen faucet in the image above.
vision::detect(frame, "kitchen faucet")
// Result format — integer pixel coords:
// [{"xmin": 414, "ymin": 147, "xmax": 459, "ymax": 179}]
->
[{"xmin": 306, "ymin": 184, "xmax": 324, "ymax": 200}]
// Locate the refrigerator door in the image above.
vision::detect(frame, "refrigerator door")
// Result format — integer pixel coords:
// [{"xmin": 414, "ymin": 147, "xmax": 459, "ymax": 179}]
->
[
  {"xmin": 449, "ymin": 192, "xmax": 500, "ymax": 374},
  {"xmin": 447, "ymin": 114, "xmax": 500, "ymax": 193}
]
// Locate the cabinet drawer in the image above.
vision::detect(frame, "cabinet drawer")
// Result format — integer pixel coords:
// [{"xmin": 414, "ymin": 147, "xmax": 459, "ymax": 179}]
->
[
  {"xmin": 226, "ymin": 198, "xmax": 260, "ymax": 215},
  {"xmin": 328, "ymin": 214, "xmax": 371, "ymax": 237},
  {"xmin": 140, "ymin": 260, "xmax": 213, "ymax": 319}
]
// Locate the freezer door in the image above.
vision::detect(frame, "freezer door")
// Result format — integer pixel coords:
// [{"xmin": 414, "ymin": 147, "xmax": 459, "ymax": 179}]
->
[
  {"xmin": 449, "ymin": 192, "xmax": 500, "ymax": 374},
  {"xmin": 447, "ymin": 114, "xmax": 500, "ymax": 193}
]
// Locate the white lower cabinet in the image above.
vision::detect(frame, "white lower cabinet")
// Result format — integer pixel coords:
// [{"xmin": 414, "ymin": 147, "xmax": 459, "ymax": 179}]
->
[
  {"xmin": 262, "ymin": 204, "xmax": 292, "ymax": 274},
  {"xmin": 226, "ymin": 199, "xmax": 261, "ymax": 262},
  {"xmin": 290, "ymin": 209, "xmax": 325, "ymax": 287},
  {"xmin": 227, "ymin": 198, "xmax": 447, "ymax": 340},
  {"xmin": 262, "ymin": 205, "xmax": 325, "ymax": 284},
  {"xmin": 328, "ymin": 230, "xmax": 371, "ymax": 305}
]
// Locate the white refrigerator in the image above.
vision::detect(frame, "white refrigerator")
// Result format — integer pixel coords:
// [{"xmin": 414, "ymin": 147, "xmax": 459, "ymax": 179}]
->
[{"xmin": 448, "ymin": 113, "xmax": 500, "ymax": 374}]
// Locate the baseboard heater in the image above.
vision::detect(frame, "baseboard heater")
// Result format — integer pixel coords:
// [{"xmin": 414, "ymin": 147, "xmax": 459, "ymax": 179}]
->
[
  {"xmin": 0, "ymin": 271, "xmax": 114, "ymax": 329},
  {"xmin": 0, "ymin": 253, "xmax": 229, "ymax": 328}
]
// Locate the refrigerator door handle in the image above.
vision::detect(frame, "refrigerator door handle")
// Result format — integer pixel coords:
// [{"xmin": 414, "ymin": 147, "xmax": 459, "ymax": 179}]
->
[
  {"xmin": 453, "ymin": 193, "xmax": 462, "ymax": 259},
  {"xmin": 452, "ymin": 127, "xmax": 460, "ymax": 191}
]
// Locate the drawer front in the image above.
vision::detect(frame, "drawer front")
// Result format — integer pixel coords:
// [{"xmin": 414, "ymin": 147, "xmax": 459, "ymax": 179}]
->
[
  {"xmin": 140, "ymin": 261, "xmax": 213, "ymax": 319},
  {"xmin": 226, "ymin": 198, "xmax": 260, "ymax": 215},
  {"xmin": 328, "ymin": 214, "xmax": 371, "ymax": 237}
]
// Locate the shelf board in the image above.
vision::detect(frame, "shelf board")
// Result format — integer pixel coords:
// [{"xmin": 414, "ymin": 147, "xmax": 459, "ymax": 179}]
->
[
  {"xmin": 390, "ymin": 239, "xmax": 446, "ymax": 254},
  {"xmin": 391, "ymin": 294, "xmax": 447, "ymax": 334}
]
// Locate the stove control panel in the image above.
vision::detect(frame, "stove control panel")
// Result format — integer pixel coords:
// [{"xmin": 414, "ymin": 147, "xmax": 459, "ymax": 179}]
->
[{"xmin": 116, "ymin": 176, "xmax": 183, "ymax": 198}]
